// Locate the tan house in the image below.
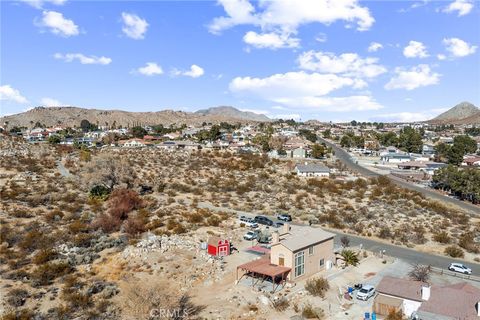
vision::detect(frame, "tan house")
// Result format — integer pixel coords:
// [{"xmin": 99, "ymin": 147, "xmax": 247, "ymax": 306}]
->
[{"xmin": 270, "ymin": 226, "xmax": 335, "ymax": 281}]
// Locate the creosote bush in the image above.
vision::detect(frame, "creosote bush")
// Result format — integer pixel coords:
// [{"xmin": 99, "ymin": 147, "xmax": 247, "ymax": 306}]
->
[{"xmin": 305, "ymin": 277, "xmax": 330, "ymax": 298}]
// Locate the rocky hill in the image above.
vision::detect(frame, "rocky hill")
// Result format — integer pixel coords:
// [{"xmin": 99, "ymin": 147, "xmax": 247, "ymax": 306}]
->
[
  {"xmin": 0, "ymin": 106, "xmax": 272, "ymax": 128},
  {"xmin": 194, "ymin": 106, "xmax": 270, "ymax": 122},
  {"xmin": 429, "ymin": 102, "xmax": 480, "ymax": 125}
]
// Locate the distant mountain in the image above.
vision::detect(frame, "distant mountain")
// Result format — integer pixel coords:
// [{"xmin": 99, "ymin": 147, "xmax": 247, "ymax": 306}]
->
[
  {"xmin": 194, "ymin": 106, "xmax": 271, "ymax": 122},
  {"xmin": 429, "ymin": 102, "xmax": 480, "ymax": 125},
  {"xmin": 0, "ymin": 106, "xmax": 271, "ymax": 128}
]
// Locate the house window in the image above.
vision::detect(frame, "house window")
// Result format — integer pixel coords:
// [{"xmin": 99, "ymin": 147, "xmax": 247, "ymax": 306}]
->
[
  {"xmin": 294, "ymin": 251, "xmax": 305, "ymax": 277},
  {"xmin": 308, "ymin": 246, "xmax": 314, "ymax": 255},
  {"xmin": 319, "ymin": 258, "xmax": 324, "ymax": 267}
]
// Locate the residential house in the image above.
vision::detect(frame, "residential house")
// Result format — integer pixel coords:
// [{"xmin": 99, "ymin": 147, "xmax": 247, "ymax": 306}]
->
[
  {"xmin": 422, "ymin": 144, "xmax": 435, "ymax": 156},
  {"xmin": 119, "ymin": 138, "xmax": 148, "ymax": 148},
  {"xmin": 295, "ymin": 163, "xmax": 330, "ymax": 177},
  {"xmin": 463, "ymin": 155, "xmax": 480, "ymax": 167},
  {"xmin": 380, "ymin": 153, "xmax": 412, "ymax": 163},
  {"xmin": 397, "ymin": 161, "xmax": 447, "ymax": 175},
  {"xmin": 270, "ymin": 226, "xmax": 335, "ymax": 281},
  {"xmin": 290, "ymin": 147, "xmax": 307, "ymax": 159},
  {"xmin": 373, "ymin": 276, "xmax": 480, "ymax": 319}
]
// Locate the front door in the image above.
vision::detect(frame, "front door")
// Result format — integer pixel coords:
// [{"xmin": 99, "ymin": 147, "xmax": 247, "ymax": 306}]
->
[{"xmin": 279, "ymin": 257, "xmax": 284, "ymax": 266}]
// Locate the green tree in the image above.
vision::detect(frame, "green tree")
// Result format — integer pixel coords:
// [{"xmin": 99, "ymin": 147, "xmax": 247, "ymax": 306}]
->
[
  {"xmin": 340, "ymin": 250, "xmax": 359, "ymax": 266},
  {"xmin": 322, "ymin": 129, "xmax": 331, "ymax": 139},
  {"xmin": 48, "ymin": 135, "xmax": 61, "ymax": 144},
  {"xmin": 340, "ymin": 135, "xmax": 353, "ymax": 148},
  {"xmin": 398, "ymin": 127, "xmax": 422, "ymax": 153},
  {"xmin": 131, "ymin": 126, "xmax": 147, "ymax": 138},
  {"xmin": 311, "ymin": 144, "xmax": 326, "ymax": 159}
]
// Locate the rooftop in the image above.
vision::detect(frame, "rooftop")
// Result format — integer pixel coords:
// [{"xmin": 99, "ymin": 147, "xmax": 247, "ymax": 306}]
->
[
  {"xmin": 273, "ymin": 226, "xmax": 335, "ymax": 252},
  {"xmin": 295, "ymin": 164, "xmax": 330, "ymax": 173}
]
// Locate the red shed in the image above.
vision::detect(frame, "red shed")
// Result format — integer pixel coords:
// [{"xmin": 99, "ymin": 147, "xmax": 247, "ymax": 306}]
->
[{"xmin": 207, "ymin": 237, "xmax": 230, "ymax": 256}]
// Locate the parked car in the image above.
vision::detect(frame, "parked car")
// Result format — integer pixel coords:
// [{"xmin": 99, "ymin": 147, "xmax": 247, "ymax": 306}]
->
[
  {"xmin": 277, "ymin": 213, "xmax": 292, "ymax": 222},
  {"xmin": 274, "ymin": 221, "xmax": 284, "ymax": 228},
  {"xmin": 356, "ymin": 285, "xmax": 375, "ymax": 301},
  {"xmin": 254, "ymin": 215, "xmax": 274, "ymax": 226},
  {"xmin": 239, "ymin": 216, "xmax": 249, "ymax": 222},
  {"xmin": 243, "ymin": 231, "xmax": 258, "ymax": 241},
  {"xmin": 448, "ymin": 263, "xmax": 472, "ymax": 274},
  {"xmin": 244, "ymin": 219, "xmax": 259, "ymax": 229}
]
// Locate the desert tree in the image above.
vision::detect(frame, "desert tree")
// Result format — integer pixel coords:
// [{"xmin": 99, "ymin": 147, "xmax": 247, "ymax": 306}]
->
[{"xmin": 408, "ymin": 264, "xmax": 431, "ymax": 282}]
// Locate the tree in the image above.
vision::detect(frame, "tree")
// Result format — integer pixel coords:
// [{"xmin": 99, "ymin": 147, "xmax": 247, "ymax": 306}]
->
[
  {"xmin": 48, "ymin": 135, "xmax": 61, "ymax": 144},
  {"xmin": 340, "ymin": 249, "xmax": 359, "ymax": 266},
  {"xmin": 80, "ymin": 119, "xmax": 92, "ymax": 132},
  {"xmin": 131, "ymin": 126, "xmax": 147, "ymax": 138},
  {"xmin": 340, "ymin": 236, "xmax": 350, "ymax": 248},
  {"xmin": 398, "ymin": 127, "xmax": 422, "ymax": 153},
  {"xmin": 311, "ymin": 144, "xmax": 326, "ymax": 159},
  {"xmin": 385, "ymin": 309, "xmax": 404, "ymax": 320},
  {"xmin": 408, "ymin": 264, "xmax": 431, "ymax": 282},
  {"xmin": 340, "ymin": 135, "xmax": 353, "ymax": 148},
  {"xmin": 322, "ymin": 129, "xmax": 331, "ymax": 139},
  {"xmin": 83, "ymin": 154, "xmax": 136, "ymax": 190}
]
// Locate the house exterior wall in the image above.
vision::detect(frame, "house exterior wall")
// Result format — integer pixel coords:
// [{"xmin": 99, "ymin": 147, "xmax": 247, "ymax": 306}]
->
[
  {"xmin": 270, "ymin": 238, "xmax": 335, "ymax": 281},
  {"xmin": 296, "ymin": 170, "xmax": 330, "ymax": 177},
  {"xmin": 377, "ymin": 293, "xmax": 422, "ymax": 318}
]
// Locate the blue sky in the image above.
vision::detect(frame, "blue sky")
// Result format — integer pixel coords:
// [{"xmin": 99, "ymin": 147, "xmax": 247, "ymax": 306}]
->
[{"xmin": 1, "ymin": 0, "xmax": 479, "ymax": 122}]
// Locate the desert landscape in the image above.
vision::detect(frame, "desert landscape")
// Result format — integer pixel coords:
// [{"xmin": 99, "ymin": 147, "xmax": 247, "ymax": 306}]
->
[{"xmin": 1, "ymin": 135, "xmax": 478, "ymax": 319}]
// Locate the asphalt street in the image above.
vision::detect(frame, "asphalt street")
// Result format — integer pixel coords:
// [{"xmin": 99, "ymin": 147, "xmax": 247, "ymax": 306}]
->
[
  {"xmin": 318, "ymin": 137, "xmax": 480, "ymax": 214},
  {"xmin": 328, "ymin": 229, "xmax": 480, "ymax": 276}
]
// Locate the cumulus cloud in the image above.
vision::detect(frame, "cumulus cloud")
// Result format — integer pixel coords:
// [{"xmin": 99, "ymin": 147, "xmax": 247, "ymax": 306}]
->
[
  {"xmin": 437, "ymin": 54, "xmax": 447, "ymax": 60},
  {"xmin": 367, "ymin": 42, "xmax": 383, "ymax": 52},
  {"xmin": 297, "ymin": 51, "xmax": 387, "ymax": 78},
  {"xmin": 385, "ymin": 64, "xmax": 440, "ymax": 90},
  {"xmin": 135, "ymin": 62, "xmax": 163, "ymax": 76},
  {"xmin": 229, "ymin": 71, "xmax": 382, "ymax": 111},
  {"xmin": 209, "ymin": 0, "xmax": 375, "ymax": 48},
  {"xmin": 40, "ymin": 97, "xmax": 62, "ymax": 106},
  {"xmin": 442, "ymin": 0, "xmax": 474, "ymax": 16},
  {"xmin": 121, "ymin": 12, "xmax": 148, "ymax": 40},
  {"xmin": 54, "ymin": 53, "xmax": 112, "ymax": 65},
  {"xmin": 36, "ymin": 10, "xmax": 79, "ymax": 37},
  {"xmin": 172, "ymin": 65, "xmax": 205, "ymax": 78},
  {"xmin": 21, "ymin": 0, "xmax": 67, "ymax": 9},
  {"xmin": 403, "ymin": 41, "xmax": 429, "ymax": 58},
  {"xmin": 0, "ymin": 85, "xmax": 29, "ymax": 104},
  {"xmin": 243, "ymin": 31, "xmax": 300, "ymax": 49},
  {"xmin": 209, "ymin": 0, "xmax": 375, "ymax": 33},
  {"xmin": 372, "ymin": 108, "xmax": 450, "ymax": 123},
  {"xmin": 443, "ymin": 37, "xmax": 477, "ymax": 57}
]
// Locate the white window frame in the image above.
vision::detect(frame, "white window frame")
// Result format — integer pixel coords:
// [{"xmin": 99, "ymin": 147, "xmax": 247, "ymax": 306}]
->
[{"xmin": 294, "ymin": 251, "xmax": 305, "ymax": 277}]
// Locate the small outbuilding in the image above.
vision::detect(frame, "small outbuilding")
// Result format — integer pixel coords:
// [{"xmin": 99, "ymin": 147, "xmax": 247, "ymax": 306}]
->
[{"xmin": 207, "ymin": 237, "xmax": 230, "ymax": 256}]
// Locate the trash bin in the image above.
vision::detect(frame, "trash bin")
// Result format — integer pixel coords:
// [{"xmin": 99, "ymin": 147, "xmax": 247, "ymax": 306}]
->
[{"xmin": 364, "ymin": 312, "xmax": 370, "ymax": 319}]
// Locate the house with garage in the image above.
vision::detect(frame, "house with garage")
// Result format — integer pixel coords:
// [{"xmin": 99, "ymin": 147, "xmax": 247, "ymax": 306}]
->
[
  {"xmin": 269, "ymin": 225, "xmax": 335, "ymax": 281},
  {"xmin": 236, "ymin": 225, "xmax": 335, "ymax": 291},
  {"xmin": 295, "ymin": 163, "xmax": 330, "ymax": 177},
  {"xmin": 373, "ymin": 276, "xmax": 480, "ymax": 319}
]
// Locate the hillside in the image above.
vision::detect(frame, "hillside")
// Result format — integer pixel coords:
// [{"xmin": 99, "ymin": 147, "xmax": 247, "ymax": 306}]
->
[
  {"xmin": 0, "ymin": 106, "xmax": 272, "ymax": 128},
  {"xmin": 194, "ymin": 106, "xmax": 270, "ymax": 122},
  {"xmin": 429, "ymin": 102, "xmax": 480, "ymax": 125}
]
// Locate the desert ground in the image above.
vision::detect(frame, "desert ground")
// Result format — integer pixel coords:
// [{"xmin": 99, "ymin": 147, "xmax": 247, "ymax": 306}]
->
[{"xmin": 1, "ymin": 135, "xmax": 479, "ymax": 319}]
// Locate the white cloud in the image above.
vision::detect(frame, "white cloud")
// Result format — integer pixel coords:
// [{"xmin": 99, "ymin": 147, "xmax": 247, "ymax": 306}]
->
[
  {"xmin": 54, "ymin": 53, "xmax": 112, "ymax": 65},
  {"xmin": 21, "ymin": 0, "xmax": 67, "ymax": 9},
  {"xmin": 229, "ymin": 71, "xmax": 382, "ymax": 112},
  {"xmin": 385, "ymin": 64, "xmax": 440, "ymax": 90},
  {"xmin": 437, "ymin": 54, "xmax": 447, "ymax": 60},
  {"xmin": 239, "ymin": 108, "xmax": 269, "ymax": 115},
  {"xmin": 297, "ymin": 51, "xmax": 387, "ymax": 78},
  {"xmin": 0, "ymin": 85, "xmax": 29, "ymax": 104},
  {"xmin": 135, "ymin": 62, "xmax": 163, "ymax": 76},
  {"xmin": 403, "ymin": 41, "xmax": 429, "ymax": 58},
  {"xmin": 243, "ymin": 31, "xmax": 300, "ymax": 49},
  {"xmin": 367, "ymin": 42, "xmax": 383, "ymax": 52},
  {"xmin": 442, "ymin": 0, "xmax": 474, "ymax": 16},
  {"xmin": 209, "ymin": 0, "xmax": 375, "ymax": 36},
  {"xmin": 36, "ymin": 10, "xmax": 79, "ymax": 37},
  {"xmin": 121, "ymin": 12, "xmax": 148, "ymax": 40},
  {"xmin": 40, "ymin": 97, "xmax": 61, "ymax": 106},
  {"xmin": 442, "ymin": 37, "xmax": 477, "ymax": 57},
  {"xmin": 172, "ymin": 65, "xmax": 205, "ymax": 78}
]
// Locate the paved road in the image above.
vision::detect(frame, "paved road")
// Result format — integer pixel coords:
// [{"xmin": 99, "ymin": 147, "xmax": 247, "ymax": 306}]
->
[
  {"xmin": 328, "ymin": 229, "xmax": 480, "ymax": 276},
  {"xmin": 200, "ymin": 202, "xmax": 480, "ymax": 276},
  {"xmin": 318, "ymin": 137, "xmax": 480, "ymax": 214}
]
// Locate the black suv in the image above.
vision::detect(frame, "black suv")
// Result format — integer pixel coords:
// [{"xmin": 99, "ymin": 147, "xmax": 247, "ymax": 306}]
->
[{"xmin": 254, "ymin": 215, "xmax": 274, "ymax": 226}]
